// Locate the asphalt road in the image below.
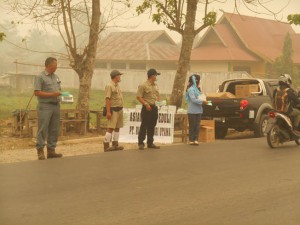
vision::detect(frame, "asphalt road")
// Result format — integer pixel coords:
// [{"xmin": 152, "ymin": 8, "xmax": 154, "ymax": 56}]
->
[{"xmin": 1, "ymin": 137, "xmax": 300, "ymax": 225}]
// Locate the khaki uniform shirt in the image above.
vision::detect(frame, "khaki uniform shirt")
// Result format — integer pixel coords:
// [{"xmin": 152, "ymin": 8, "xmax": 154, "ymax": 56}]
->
[
  {"xmin": 104, "ymin": 81, "xmax": 123, "ymax": 107},
  {"xmin": 34, "ymin": 71, "xmax": 61, "ymax": 103},
  {"xmin": 137, "ymin": 80, "xmax": 160, "ymax": 105}
]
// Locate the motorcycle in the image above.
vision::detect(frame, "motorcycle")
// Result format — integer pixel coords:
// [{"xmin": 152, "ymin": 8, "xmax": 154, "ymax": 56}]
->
[{"xmin": 266, "ymin": 110, "xmax": 300, "ymax": 148}]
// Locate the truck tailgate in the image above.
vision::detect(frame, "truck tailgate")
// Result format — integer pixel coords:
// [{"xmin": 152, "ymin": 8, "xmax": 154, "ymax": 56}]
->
[{"xmin": 203, "ymin": 98, "xmax": 241, "ymax": 117}]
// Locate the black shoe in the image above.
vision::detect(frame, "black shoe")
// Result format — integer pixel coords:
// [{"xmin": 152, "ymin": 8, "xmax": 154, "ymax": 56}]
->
[
  {"xmin": 47, "ymin": 148, "xmax": 63, "ymax": 159},
  {"xmin": 138, "ymin": 144, "xmax": 144, "ymax": 150},
  {"xmin": 147, "ymin": 144, "xmax": 160, "ymax": 149}
]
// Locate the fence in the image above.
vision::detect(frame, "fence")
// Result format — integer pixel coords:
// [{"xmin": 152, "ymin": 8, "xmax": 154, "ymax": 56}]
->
[{"xmin": 1, "ymin": 61, "xmax": 251, "ymax": 94}]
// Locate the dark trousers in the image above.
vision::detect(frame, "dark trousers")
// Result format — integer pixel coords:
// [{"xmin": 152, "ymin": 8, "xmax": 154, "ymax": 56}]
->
[
  {"xmin": 188, "ymin": 113, "xmax": 202, "ymax": 142},
  {"xmin": 138, "ymin": 105, "xmax": 158, "ymax": 145}
]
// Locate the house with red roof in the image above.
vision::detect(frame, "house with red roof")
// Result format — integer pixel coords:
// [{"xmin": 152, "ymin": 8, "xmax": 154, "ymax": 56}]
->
[
  {"xmin": 190, "ymin": 12, "xmax": 300, "ymax": 78},
  {"xmin": 92, "ymin": 30, "xmax": 182, "ymax": 93},
  {"xmin": 96, "ymin": 30, "xmax": 180, "ymax": 71}
]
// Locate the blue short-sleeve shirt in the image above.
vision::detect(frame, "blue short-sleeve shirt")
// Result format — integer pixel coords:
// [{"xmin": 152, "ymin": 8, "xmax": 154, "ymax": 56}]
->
[{"xmin": 34, "ymin": 71, "xmax": 61, "ymax": 103}]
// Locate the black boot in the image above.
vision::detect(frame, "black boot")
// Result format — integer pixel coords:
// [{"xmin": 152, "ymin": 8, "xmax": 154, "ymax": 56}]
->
[
  {"xmin": 112, "ymin": 141, "xmax": 124, "ymax": 150},
  {"xmin": 47, "ymin": 148, "xmax": 63, "ymax": 159},
  {"xmin": 103, "ymin": 142, "xmax": 114, "ymax": 152},
  {"xmin": 147, "ymin": 143, "xmax": 160, "ymax": 149},
  {"xmin": 37, "ymin": 148, "xmax": 45, "ymax": 160}
]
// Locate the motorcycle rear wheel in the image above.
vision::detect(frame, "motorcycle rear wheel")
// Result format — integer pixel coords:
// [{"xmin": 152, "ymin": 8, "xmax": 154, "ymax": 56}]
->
[{"xmin": 267, "ymin": 124, "xmax": 280, "ymax": 148}]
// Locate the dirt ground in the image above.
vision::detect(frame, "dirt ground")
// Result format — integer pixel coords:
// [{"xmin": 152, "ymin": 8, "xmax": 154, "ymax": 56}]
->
[
  {"xmin": 0, "ymin": 118, "xmax": 254, "ymax": 164},
  {"xmin": 0, "ymin": 119, "xmax": 173, "ymax": 164}
]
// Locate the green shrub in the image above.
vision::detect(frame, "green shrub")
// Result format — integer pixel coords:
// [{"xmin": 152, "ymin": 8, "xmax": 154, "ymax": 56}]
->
[{"xmin": 0, "ymin": 87, "xmax": 159, "ymax": 119}]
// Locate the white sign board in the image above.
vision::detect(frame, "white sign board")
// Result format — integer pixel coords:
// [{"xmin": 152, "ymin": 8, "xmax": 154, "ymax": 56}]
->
[{"xmin": 119, "ymin": 105, "xmax": 176, "ymax": 143}]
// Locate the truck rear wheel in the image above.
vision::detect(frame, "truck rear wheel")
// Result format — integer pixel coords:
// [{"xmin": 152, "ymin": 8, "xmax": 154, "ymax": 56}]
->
[
  {"xmin": 254, "ymin": 114, "xmax": 269, "ymax": 137},
  {"xmin": 215, "ymin": 127, "xmax": 228, "ymax": 139}
]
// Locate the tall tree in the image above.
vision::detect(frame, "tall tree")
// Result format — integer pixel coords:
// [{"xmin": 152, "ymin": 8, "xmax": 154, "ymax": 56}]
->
[
  {"xmin": 3, "ymin": 0, "xmax": 101, "ymax": 115},
  {"xmin": 136, "ymin": 0, "xmax": 287, "ymax": 107},
  {"xmin": 273, "ymin": 32, "xmax": 299, "ymax": 85},
  {"xmin": 136, "ymin": 0, "xmax": 216, "ymax": 107}
]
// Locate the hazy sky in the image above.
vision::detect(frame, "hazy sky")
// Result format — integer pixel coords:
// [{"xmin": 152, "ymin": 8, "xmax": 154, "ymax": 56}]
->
[
  {"xmin": 1, "ymin": 0, "xmax": 299, "ymax": 42},
  {"xmin": 120, "ymin": 0, "xmax": 300, "ymax": 41}
]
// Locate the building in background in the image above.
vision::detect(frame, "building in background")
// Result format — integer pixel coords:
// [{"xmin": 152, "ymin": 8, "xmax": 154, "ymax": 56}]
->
[
  {"xmin": 189, "ymin": 12, "xmax": 300, "ymax": 78},
  {"xmin": 96, "ymin": 30, "xmax": 180, "ymax": 71}
]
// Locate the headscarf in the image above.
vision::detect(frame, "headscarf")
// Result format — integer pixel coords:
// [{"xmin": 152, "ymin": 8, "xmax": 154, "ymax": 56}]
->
[{"xmin": 185, "ymin": 74, "xmax": 201, "ymax": 102}]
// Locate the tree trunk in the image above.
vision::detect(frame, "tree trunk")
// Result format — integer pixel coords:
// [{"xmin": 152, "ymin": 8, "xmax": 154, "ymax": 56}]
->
[
  {"xmin": 169, "ymin": 0, "xmax": 197, "ymax": 108},
  {"xmin": 73, "ymin": 56, "xmax": 96, "ymax": 118},
  {"xmin": 76, "ymin": 69, "xmax": 93, "ymax": 113},
  {"xmin": 71, "ymin": 0, "xmax": 100, "ymax": 118}
]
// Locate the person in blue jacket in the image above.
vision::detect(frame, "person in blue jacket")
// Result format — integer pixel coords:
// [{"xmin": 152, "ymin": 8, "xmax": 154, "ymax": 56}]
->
[{"xmin": 185, "ymin": 74, "xmax": 207, "ymax": 145}]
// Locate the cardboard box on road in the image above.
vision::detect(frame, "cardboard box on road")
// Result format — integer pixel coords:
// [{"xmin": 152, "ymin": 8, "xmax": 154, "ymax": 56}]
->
[
  {"xmin": 199, "ymin": 126, "xmax": 215, "ymax": 143},
  {"xmin": 200, "ymin": 119, "xmax": 215, "ymax": 128}
]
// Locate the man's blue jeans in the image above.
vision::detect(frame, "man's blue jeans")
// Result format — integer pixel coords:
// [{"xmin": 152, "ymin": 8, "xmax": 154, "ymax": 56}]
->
[{"xmin": 36, "ymin": 102, "xmax": 60, "ymax": 150}]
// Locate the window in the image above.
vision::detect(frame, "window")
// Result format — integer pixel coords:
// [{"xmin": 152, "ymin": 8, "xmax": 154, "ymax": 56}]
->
[
  {"xmin": 129, "ymin": 63, "xmax": 146, "ymax": 70},
  {"xmin": 95, "ymin": 62, "xmax": 107, "ymax": 69},
  {"xmin": 111, "ymin": 63, "xmax": 126, "ymax": 69},
  {"xmin": 233, "ymin": 66, "xmax": 251, "ymax": 74}
]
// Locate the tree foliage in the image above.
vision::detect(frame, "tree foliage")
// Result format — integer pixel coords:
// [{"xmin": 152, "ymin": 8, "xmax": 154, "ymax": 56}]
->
[
  {"xmin": 4, "ymin": 0, "xmax": 101, "ymax": 114},
  {"xmin": 288, "ymin": 14, "xmax": 300, "ymax": 25},
  {"xmin": 273, "ymin": 33, "xmax": 299, "ymax": 85},
  {"xmin": 0, "ymin": 33, "xmax": 6, "ymax": 41},
  {"xmin": 135, "ymin": 0, "xmax": 279, "ymax": 107},
  {"xmin": 136, "ymin": 0, "xmax": 217, "ymax": 107}
]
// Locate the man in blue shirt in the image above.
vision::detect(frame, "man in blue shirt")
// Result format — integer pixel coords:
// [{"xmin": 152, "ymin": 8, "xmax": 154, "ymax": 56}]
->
[{"xmin": 34, "ymin": 57, "xmax": 63, "ymax": 160}]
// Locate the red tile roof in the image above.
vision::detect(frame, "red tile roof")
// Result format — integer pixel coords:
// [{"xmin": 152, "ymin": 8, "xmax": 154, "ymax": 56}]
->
[
  {"xmin": 191, "ymin": 12, "xmax": 300, "ymax": 64},
  {"xmin": 223, "ymin": 13, "xmax": 299, "ymax": 63},
  {"xmin": 97, "ymin": 30, "xmax": 180, "ymax": 61},
  {"xmin": 191, "ymin": 24, "xmax": 259, "ymax": 61}
]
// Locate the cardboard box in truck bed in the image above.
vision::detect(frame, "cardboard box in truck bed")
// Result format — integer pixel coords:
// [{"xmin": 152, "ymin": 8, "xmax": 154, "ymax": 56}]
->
[
  {"xmin": 206, "ymin": 92, "xmax": 236, "ymax": 99},
  {"xmin": 235, "ymin": 84, "xmax": 259, "ymax": 98}
]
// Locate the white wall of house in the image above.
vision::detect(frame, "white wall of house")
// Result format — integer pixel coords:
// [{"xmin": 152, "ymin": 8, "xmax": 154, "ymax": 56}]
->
[
  {"xmin": 4, "ymin": 67, "xmax": 250, "ymax": 95},
  {"xmin": 92, "ymin": 69, "xmax": 176, "ymax": 94},
  {"xmin": 58, "ymin": 68, "xmax": 250, "ymax": 94}
]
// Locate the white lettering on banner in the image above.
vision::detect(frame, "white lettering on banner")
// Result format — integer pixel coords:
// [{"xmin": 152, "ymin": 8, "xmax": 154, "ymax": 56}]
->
[{"xmin": 119, "ymin": 106, "xmax": 176, "ymax": 143}]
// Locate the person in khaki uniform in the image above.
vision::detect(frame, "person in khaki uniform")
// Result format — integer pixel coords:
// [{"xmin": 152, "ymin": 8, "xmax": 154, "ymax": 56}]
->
[
  {"xmin": 103, "ymin": 70, "xmax": 124, "ymax": 152},
  {"xmin": 136, "ymin": 68, "xmax": 161, "ymax": 150}
]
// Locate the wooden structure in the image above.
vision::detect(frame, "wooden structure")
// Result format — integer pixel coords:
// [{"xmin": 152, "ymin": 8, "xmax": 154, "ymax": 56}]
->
[
  {"xmin": 12, "ymin": 109, "xmax": 88, "ymax": 138},
  {"xmin": 59, "ymin": 109, "xmax": 87, "ymax": 137},
  {"xmin": 89, "ymin": 110, "xmax": 105, "ymax": 135},
  {"xmin": 11, "ymin": 109, "xmax": 190, "ymax": 143},
  {"xmin": 174, "ymin": 114, "xmax": 188, "ymax": 143}
]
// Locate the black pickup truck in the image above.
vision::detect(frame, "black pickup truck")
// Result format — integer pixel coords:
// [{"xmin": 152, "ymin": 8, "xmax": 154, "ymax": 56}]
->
[{"xmin": 202, "ymin": 78, "xmax": 279, "ymax": 138}]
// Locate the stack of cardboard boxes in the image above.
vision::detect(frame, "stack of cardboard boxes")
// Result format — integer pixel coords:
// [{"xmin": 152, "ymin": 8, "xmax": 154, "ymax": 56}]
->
[
  {"xmin": 199, "ymin": 120, "xmax": 215, "ymax": 143},
  {"xmin": 235, "ymin": 84, "xmax": 259, "ymax": 98}
]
